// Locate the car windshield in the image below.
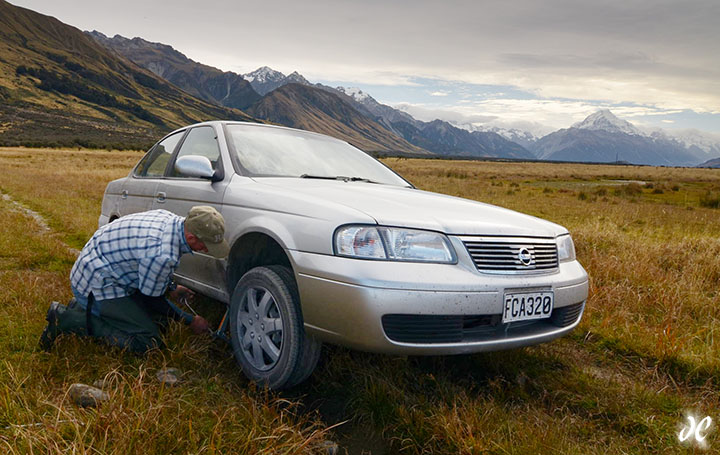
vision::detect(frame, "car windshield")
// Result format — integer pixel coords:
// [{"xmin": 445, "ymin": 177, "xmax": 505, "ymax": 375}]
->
[{"xmin": 225, "ymin": 124, "xmax": 411, "ymax": 187}]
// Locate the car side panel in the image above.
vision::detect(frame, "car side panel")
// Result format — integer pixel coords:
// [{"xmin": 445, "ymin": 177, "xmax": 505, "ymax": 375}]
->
[{"xmin": 120, "ymin": 178, "xmax": 159, "ymax": 216}]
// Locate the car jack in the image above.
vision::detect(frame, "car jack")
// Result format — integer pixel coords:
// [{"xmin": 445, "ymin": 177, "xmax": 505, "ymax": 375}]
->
[{"xmin": 170, "ymin": 296, "xmax": 230, "ymax": 343}]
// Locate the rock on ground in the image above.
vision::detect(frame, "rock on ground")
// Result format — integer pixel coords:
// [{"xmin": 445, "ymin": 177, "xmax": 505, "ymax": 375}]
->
[
  {"xmin": 68, "ymin": 383, "xmax": 109, "ymax": 408},
  {"xmin": 156, "ymin": 368, "xmax": 182, "ymax": 386}
]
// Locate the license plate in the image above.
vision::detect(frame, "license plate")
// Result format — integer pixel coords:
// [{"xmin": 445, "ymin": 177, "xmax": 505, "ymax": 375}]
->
[{"xmin": 502, "ymin": 291, "xmax": 554, "ymax": 323}]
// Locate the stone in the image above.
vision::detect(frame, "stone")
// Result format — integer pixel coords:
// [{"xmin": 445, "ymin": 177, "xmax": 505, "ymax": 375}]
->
[
  {"xmin": 68, "ymin": 383, "xmax": 109, "ymax": 408},
  {"xmin": 318, "ymin": 440, "xmax": 339, "ymax": 455},
  {"xmin": 156, "ymin": 368, "xmax": 181, "ymax": 386},
  {"xmin": 516, "ymin": 372, "xmax": 528, "ymax": 388}
]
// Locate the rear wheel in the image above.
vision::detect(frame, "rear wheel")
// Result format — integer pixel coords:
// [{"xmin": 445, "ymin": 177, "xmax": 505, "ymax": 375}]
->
[{"xmin": 229, "ymin": 265, "xmax": 321, "ymax": 389}]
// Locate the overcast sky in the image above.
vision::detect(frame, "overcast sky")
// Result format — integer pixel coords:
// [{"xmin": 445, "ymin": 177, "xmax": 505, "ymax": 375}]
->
[{"xmin": 10, "ymin": 0, "xmax": 720, "ymax": 135}]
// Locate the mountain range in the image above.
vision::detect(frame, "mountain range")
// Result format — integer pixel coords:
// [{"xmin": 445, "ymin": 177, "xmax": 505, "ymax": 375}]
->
[
  {"xmin": 85, "ymin": 33, "xmax": 423, "ymax": 155},
  {"xmin": 1, "ymin": 0, "xmax": 718, "ymax": 165},
  {"xmin": 325, "ymin": 87, "xmax": 533, "ymax": 159},
  {"xmin": 698, "ymin": 157, "xmax": 720, "ymax": 168},
  {"xmin": 531, "ymin": 110, "xmax": 702, "ymax": 166},
  {"xmin": 83, "ymin": 32, "xmax": 720, "ymax": 165},
  {"xmin": 85, "ymin": 32, "xmax": 536, "ymax": 158}
]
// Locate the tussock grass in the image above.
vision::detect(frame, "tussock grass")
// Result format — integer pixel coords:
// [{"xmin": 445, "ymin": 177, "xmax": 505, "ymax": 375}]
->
[
  {"xmin": 1, "ymin": 149, "xmax": 719, "ymax": 453},
  {"xmin": 0, "ymin": 147, "xmax": 144, "ymax": 248},
  {"xmin": 700, "ymin": 191, "xmax": 720, "ymax": 209}
]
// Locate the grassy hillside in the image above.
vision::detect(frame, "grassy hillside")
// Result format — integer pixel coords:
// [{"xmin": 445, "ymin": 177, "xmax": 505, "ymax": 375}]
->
[
  {"xmin": 0, "ymin": 0, "xmax": 255, "ymax": 149},
  {"xmin": 1, "ymin": 147, "xmax": 719, "ymax": 453}
]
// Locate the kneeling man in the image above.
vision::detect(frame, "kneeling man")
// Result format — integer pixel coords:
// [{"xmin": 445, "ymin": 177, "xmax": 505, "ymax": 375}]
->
[{"xmin": 40, "ymin": 206, "xmax": 229, "ymax": 353}]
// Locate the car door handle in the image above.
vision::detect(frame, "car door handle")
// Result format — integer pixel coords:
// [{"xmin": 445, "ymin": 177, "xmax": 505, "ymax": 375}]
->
[
  {"xmin": 121, "ymin": 190, "xmax": 128, "ymax": 199},
  {"xmin": 156, "ymin": 192, "xmax": 166, "ymax": 203}
]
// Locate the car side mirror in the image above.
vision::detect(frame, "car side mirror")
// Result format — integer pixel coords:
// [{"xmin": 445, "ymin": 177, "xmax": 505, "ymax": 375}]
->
[{"xmin": 175, "ymin": 155, "xmax": 221, "ymax": 181}]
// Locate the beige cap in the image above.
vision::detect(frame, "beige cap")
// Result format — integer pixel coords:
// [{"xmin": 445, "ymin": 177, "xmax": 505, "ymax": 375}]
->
[{"xmin": 185, "ymin": 206, "xmax": 230, "ymax": 258}]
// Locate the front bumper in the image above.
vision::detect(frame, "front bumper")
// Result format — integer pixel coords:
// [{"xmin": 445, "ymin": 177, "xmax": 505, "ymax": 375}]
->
[{"xmin": 290, "ymin": 248, "xmax": 589, "ymax": 355}]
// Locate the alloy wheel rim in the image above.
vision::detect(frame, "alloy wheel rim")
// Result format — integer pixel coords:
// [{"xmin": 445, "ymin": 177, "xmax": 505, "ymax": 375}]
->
[{"xmin": 236, "ymin": 286, "xmax": 283, "ymax": 371}]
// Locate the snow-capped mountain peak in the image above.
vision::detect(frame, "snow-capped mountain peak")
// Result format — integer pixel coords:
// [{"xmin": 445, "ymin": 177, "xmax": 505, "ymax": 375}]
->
[
  {"xmin": 243, "ymin": 66, "xmax": 285, "ymax": 84},
  {"xmin": 572, "ymin": 109, "xmax": 642, "ymax": 136},
  {"xmin": 665, "ymin": 129, "xmax": 720, "ymax": 156},
  {"xmin": 336, "ymin": 86, "xmax": 370, "ymax": 102},
  {"xmin": 285, "ymin": 71, "xmax": 310, "ymax": 85}
]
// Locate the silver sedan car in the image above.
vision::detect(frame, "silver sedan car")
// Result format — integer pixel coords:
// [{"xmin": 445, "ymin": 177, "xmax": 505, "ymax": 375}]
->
[{"xmin": 100, "ymin": 121, "xmax": 589, "ymax": 389}]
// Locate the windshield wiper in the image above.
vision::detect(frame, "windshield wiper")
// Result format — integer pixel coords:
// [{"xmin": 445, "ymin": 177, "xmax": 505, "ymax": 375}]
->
[
  {"xmin": 299, "ymin": 174, "xmax": 341, "ymax": 180},
  {"xmin": 300, "ymin": 174, "xmax": 382, "ymax": 184}
]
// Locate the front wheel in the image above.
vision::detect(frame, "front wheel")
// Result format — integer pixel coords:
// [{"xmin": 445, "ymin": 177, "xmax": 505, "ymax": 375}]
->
[{"xmin": 229, "ymin": 265, "xmax": 320, "ymax": 389}]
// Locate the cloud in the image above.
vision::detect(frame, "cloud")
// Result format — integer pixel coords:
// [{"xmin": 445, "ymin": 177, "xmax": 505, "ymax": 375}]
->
[
  {"xmin": 302, "ymin": 69, "xmax": 424, "ymax": 87},
  {"xmin": 393, "ymin": 103, "xmax": 497, "ymax": 124}
]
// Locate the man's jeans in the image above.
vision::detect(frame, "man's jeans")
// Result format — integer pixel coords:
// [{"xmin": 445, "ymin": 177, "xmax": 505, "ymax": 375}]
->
[{"xmin": 55, "ymin": 292, "xmax": 170, "ymax": 353}]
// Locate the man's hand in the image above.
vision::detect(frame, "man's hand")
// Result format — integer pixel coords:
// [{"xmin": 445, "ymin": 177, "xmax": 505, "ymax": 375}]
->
[
  {"xmin": 189, "ymin": 315, "xmax": 210, "ymax": 335},
  {"xmin": 168, "ymin": 284, "xmax": 195, "ymax": 302}
]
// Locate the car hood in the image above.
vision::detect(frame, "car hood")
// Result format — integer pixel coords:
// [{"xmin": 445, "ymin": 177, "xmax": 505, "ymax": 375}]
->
[{"xmin": 252, "ymin": 178, "xmax": 567, "ymax": 237}]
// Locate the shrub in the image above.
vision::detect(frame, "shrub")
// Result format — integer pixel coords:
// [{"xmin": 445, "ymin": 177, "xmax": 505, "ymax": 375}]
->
[
  {"xmin": 445, "ymin": 170, "xmax": 469, "ymax": 179},
  {"xmin": 620, "ymin": 183, "xmax": 643, "ymax": 196},
  {"xmin": 699, "ymin": 192, "xmax": 720, "ymax": 209}
]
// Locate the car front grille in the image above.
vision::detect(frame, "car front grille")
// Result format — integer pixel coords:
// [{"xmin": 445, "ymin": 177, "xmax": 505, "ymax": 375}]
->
[
  {"xmin": 382, "ymin": 302, "xmax": 584, "ymax": 344},
  {"xmin": 461, "ymin": 236, "xmax": 559, "ymax": 274}
]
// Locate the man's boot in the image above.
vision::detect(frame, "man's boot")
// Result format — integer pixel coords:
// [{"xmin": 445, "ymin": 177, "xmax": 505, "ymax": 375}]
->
[
  {"xmin": 39, "ymin": 298, "xmax": 89, "ymax": 351},
  {"xmin": 39, "ymin": 302, "xmax": 63, "ymax": 351}
]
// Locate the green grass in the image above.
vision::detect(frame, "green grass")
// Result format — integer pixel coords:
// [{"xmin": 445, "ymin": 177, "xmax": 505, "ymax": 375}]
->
[{"xmin": 1, "ymin": 149, "xmax": 719, "ymax": 453}]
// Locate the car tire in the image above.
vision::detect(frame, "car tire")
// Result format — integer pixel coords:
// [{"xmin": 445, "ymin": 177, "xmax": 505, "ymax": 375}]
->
[
  {"xmin": 277, "ymin": 267, "xmax": 322, "ymax": 388},
  {"xmin": 229, "ymin": 265, "xmax": 320, "ymax": 389}
]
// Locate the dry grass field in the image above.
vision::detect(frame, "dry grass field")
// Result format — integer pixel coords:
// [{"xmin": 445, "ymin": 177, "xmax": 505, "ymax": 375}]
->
[{"xmin": 1, "ymin": 147, "xmax": 720, "ymax": 454}]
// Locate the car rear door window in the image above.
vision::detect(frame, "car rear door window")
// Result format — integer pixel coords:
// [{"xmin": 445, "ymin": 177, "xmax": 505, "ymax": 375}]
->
[
  {"xmin": 135, "ymin": 131, "xmax": 184, "ymax": 177},
  {"xmin": 170, "ymin": 126, "xmax": 221, "ymax": 177}
]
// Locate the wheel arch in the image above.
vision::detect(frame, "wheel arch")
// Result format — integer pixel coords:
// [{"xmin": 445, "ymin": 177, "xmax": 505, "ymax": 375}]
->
[{"xmin": 226, "ymin": 231, "xmax": 294, "ymax": 295}]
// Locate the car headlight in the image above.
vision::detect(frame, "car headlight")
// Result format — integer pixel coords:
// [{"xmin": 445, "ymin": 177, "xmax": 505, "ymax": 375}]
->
[
  {"xmin": 556, "ymin": 234, "xmax": 576, "ymax": 262},
  {"xmin": 334, "ymin": 225, "xmax": 456, "ymax": 263}
]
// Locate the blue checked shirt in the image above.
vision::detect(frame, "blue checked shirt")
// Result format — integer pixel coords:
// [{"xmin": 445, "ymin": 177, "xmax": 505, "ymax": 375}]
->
[{"xmin": 70, "ymin": 210, "xmax": 192, "ymax": 302}]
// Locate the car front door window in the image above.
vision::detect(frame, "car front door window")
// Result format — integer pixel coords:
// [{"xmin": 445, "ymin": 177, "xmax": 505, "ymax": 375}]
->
[{"xmin": 170, "ymin": 126, "xmax": 221, "ymax": 178}]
